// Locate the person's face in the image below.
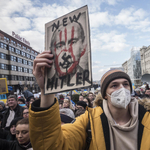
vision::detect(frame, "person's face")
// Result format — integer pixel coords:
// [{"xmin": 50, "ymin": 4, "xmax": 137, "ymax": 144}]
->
[
  {"xmin": 23, "ymin": 109, "xmax": 29, "ymax": 118},
  {"xmin": 16, "ymin": 124, "xmax": 30, "ymax": 145},
  {"xmin": 10, "ymin": 125, "xmax": 16, "ymax": 135},
  {"xmin": 76, "ymin": 105, "xmax": 84, "ymax": 110},
  {"xmin": 52, "ymin": 22, "xmax": 85, "ymax": 77},
  {"xmin": 88, "ymin": 94, "xmax": 93, "ymax": 101},
  {"xmin": 63, "ymin": 100, "xmax": 69, "ymax": 108},
  {"xmin": 79, "ymin": 96, "xmax": 83, "ymax": 101},
  {"xmin": 0, "ymin": 105, "xmax": 3, "ymax": 111},
  {"xmin": 7, "ymin": 98, "xmax": 17, "ymax": 108},
  {"xmin": 105, "ymin": 78, "xmax": 131, "ymax": 104}
]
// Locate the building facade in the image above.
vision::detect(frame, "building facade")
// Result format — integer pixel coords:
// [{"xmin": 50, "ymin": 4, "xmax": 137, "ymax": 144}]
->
[
  {"xmin": 140, "ymin": 45, "xmax": 150, "ymax": 75},
  {"xmin": 122, "ymin": 47, "xmax": 142, "ymax": 87},
  {"xmin": 0, "ymin": 30, "xmax": 39, "ymax": 93}
]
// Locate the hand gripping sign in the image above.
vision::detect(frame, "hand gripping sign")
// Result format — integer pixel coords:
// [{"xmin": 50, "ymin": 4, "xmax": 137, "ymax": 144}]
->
[{"xmin": 45, "ymin": 5, "xmax": 92, "ymax": 94}]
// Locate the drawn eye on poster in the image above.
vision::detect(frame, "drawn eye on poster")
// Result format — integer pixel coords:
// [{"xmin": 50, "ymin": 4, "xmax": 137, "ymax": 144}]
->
[{"xmin": 44, "ymin": 5, "xmax": 92, "ymax": 94}]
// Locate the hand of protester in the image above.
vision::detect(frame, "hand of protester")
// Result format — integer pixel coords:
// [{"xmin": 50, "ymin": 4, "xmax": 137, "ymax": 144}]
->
[{"xmin": 33, "ymin": 51, "xmax": 53, "ymax": 90}]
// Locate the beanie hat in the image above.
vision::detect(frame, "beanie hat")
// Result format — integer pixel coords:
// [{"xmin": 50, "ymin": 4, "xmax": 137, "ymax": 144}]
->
[
  {"xmin": 18, "ymin": 98, "xmax": 25, "ymax": 104},
  {"xmin": 77, "ymin": 101, "xmax": 87, "ymax": 109},
  {"xmin": 0, "ymin": 101, "xmax": 5, "ymax": 108},
  {"xmin": 59, "ymin": 108, "xmax": 75, "ymax": 123},
  {"xmin": 9, "ymin": 117, "xmax": 23, "ymax": 128},
  {"xmin": 101, "ymin": 69, "xmax": 132, "ymax": 99}
]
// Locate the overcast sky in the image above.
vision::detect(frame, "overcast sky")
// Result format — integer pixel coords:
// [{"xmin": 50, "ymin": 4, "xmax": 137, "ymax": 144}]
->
[{"xmin": 1, "ymin": 0, "xmax": 150, "ymax": 81}]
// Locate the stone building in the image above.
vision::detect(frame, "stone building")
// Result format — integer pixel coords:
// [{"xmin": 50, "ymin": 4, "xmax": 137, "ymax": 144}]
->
[{"xmin": 0, "ymin": 30, "xmax": 39, "ymax": 93}]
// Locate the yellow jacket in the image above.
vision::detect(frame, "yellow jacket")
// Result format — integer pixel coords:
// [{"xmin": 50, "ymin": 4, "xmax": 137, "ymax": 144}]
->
[{"xmin": 29, "ymin": 100, "xmax": 150, "ymax": 150}]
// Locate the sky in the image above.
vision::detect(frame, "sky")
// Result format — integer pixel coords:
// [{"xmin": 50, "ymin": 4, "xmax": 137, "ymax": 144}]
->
[{"xmin": 0, "ymin": 0, "xmax": 150, "ymax": 81}]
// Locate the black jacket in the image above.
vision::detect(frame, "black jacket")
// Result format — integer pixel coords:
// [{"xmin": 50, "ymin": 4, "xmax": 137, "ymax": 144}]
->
[
  {"xmin": 1, "ymin": 104, "xmax": 24, "ymax": 128},
  {"xmin": 0, "ymin": 139, "xmax": 32, "ymax": 150},
  {"xmin": 0, "ymin": 128, "xmax": 16, "ymax": 141}
]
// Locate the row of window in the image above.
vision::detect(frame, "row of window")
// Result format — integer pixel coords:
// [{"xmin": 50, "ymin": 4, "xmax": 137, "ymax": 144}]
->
[
  {"xmin": 0, "ymin": 52, "xmax": 33, "ymax": 66},
  {"xmin": 0, "ymin": 74, "xmax": 35, "ymax": 81},
  {"xmin": 3, "ymin": 37, "xmax": 38, "ymax": 55},
  {"xmin": 0, "ymin": 63, "xmax": 32, "ymax": 73},
  {"xmin": 0, "ymin": 42, "xmax": 36, "ymax": 60}
]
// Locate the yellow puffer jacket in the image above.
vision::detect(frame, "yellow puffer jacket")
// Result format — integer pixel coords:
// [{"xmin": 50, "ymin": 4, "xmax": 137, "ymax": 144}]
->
[{"xmin": 29, "ymin": 100, "xmax": 150, "ymax": 150}]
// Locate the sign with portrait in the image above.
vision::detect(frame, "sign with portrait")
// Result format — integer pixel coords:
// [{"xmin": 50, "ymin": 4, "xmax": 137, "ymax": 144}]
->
[
  {"xmin": 0, "ymin": 78, "xmax": 8, "ymax": 94},
  {"xmin": 45, "ymin": 5, "xmax": 92, "ymax": 94}
]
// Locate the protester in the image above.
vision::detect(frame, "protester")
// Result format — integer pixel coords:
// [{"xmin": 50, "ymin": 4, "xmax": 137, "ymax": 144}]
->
[
  {"xmin": 59, "ymin": 108, "xmax": 75, "ymax": 125},
  {"xmin": 0, "ymin": 117, "xmax": 23, "ymax": 141},
  {"xmin": 75, "ymin": 109, "xmax": 86, "ymax": 117},
  {"xmin": 1, "ymin": 95, "xmax": 24, "ymax": 129},
  {"xmin": 29, "ymin": 52, "xmax": 150, "ymax": 150},
  {"xmin": 22, "ymin": 109, "xmax": 29, "ymax": 118},
  {"xmin": 83, "ymin": 97, "xmax": 92, "ymax": 107},
  {"xmin": 0, "ymin": 101, "xmax": 6, "ymax": 113},
  {"xmin": 62, "ymin": 99, "xmax": 74, "ymax": 110},
  {"xmin": 28, "ymin": 97, "xmax": 35, "ymax": 106},
  {"xmin": 0, "ymin": 118, "xmax": 33, "ymax": 150},
  {"xmin": 76, "ymin": 101, "xmax": 87, "ymax": 110},
  {"xmin": 79, "ymin": 95, "xmax": 84, "ymax": 101},
  {"xmin": 18, "ymin": 98, "xmax": 26, "ymax": 105},
  {"xmin": 93, "ymin": 93, "xmax": 103, "ymax": 107},
  {"xmin": 88, "ymin": 92, "xmax": 94, "ymax": 102}
]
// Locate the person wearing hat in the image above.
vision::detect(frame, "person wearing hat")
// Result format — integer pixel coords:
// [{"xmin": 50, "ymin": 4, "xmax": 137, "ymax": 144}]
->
[
  {"xmin": 29, "ymin": 52, "xmax": 150, "ymax": 150},
  {"xmin": 59, "ymin": 108, "xmax": 75, "ymax": 125},
  {"xmin": 0, "ymin": 101, "xmax": 6, "ymax": 114}
]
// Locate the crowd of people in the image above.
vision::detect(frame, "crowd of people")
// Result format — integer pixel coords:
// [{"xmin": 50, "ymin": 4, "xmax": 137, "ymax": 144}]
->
[{"xmin": 0, "ymin": 52, "xmax": 150, "ymax": 150}]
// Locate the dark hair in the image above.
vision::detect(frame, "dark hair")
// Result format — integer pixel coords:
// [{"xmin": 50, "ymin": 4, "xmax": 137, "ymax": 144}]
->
[
  {"xmin": 75, "ymin": 109, "xmax": 85, "ymax": 117},
  {"xmin": 18, "ymin": 98, "xmax": 25, "ymax": 104},
  {"xmin": 16, "ymin": 118, "xmax": 29, "ymax": 127},
  {"xmin": 8, "ymin": 95, "xmax": 17, "ymax": 101},
  {"xmin": 84, "ymin": 97, "xmax": 92, "ymax": 108}
]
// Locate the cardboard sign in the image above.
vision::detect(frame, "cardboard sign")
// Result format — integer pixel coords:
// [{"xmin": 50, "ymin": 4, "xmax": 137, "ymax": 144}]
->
[
  {"xmin": 0, "ymin": 78, "xmax": 8, "ymax": 94},
  {"xmin": 0, "ymin": 94, "xmax": 7, "ymax": 103},
  {"xmin": 45, "ymin": 5, "xmax": 92, "ymax": 94}
]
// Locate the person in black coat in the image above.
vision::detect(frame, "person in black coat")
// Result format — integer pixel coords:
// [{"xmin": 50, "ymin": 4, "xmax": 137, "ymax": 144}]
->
[
  {"xmin": 0, "ymin": 117, "xmax": 23, "ymax": 141},
  {"xmin": 1, "ymin": 95, "xmax": 24, "ymax": 129},
  {"xmin": 0, "ymin": 118, "xmax": 33, "ymax": 150}
]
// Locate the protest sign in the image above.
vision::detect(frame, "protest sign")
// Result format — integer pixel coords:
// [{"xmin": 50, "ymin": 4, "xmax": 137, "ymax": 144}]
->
[
  {"xmin": 44, "ymin": 5, "xmax": 92, "ymax": 94},
  {"xmin": 0, "ymin": 78, "xmax": 8, "ymax": 94}
]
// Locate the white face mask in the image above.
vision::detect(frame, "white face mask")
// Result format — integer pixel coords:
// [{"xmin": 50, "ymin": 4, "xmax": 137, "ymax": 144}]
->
[{"xmin": 107, "ymin": 87, "xmax": 131, "ymax": 109}]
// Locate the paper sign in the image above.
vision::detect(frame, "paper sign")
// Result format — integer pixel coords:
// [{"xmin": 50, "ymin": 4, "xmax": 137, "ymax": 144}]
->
[{"xmin": 45, "ymin": 5, "xmax": 92, "ymax": 94}]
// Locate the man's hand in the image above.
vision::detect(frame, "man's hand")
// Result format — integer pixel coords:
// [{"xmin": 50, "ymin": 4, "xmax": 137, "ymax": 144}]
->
[
  {"xmin": 33, "ymin": 51, "xmax": 55, "ymax": 107},
  {"xmin": 33, "ymin": 51, "xmax": 53, "ymax": 90}
]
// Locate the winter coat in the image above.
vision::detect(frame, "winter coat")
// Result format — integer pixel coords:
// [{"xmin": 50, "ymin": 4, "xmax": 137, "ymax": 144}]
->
[
  {"xmin": 29, "ymin": 99, "xmax": 150, "ymax": 150},
  {"xmin": 0, "ymin": 139, "xmax": 33, "ymax": 150},
  {"xmin": 1, "ymin": 104, "xmax": 24, "ymax": 128}
]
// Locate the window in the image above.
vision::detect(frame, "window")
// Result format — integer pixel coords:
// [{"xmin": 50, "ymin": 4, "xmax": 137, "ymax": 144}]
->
[
  {"xmin": 0, "ymin": 53, "xmax": 6, "ymax": 59},
  {"xmin": 17, "ymin": 43, "xmax": 21, "ymax": 47},
  {"xmin": 10, "ymin": 56, "xmax": 16, "ymax": 62},
  {"xmin": 26, "ymin": 53, "xmax": 30, "ymax": 58},
  {"xmin": 31, "ymin": 50, "xmax": 34, "ymax": 54},
  {"xmin": 4, "ymin": 37, "xmax": 9, "ymax": 42},
  {"xmin": 0, "ymin": 43, "xmax": 7, "ymax": 49},
  {"xmin": 29, "ymin": 69, "xmax": 32, "ymax": 74},
  {"xmin": 17, "ymin": 58, "xmax": 22, "ymax": 63},
  {"xmin": 21, "ymin": 51, "xmax": 26, "ymax": 57},
  {"xmin": 16, "ymin": 49, "xmax": 21, "ymax": 55},
  {"xmin": 11, "ymin": 65, "xmax": 16, "ymax": 71},
  {"xmin": 31, "ymin": 55, "xmax": 35, "ymax": 60},
  {"xmin": 22, "ymin": 46, "xmax": 26, "ymax": 50},
  {"xmin": 0, "ymin": 64, "xmax": 8, "ymax": 70},
  {"xmin": 11, "ymin": 40, "xmax": 16, "ymax": 45},
  {"xmin": 27, "ymin": 48, "xmax": 30, "ymax": 52},
  {"xmin": 23, "ymin": 59, "xmax": 27, "ymax": 65},
  {"xmin": 9, "ymin": 46, "xmax": 15, "ymax": 52},
  {"xmin": 23, "ymin": 68, "xmax": 28, "ymax": 73},
  {"xmin": 35, "ymin": 52, "xmax": 38, "ymax": 56},
  {"xmin": 28, "ymin": 61, "xmax": 32, "ymax": 66}
]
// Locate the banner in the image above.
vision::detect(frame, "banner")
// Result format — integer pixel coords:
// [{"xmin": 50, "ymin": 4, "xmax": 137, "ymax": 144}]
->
[{"xmin": 45, "ymin": 5, "xmax": 92, "ymax": 94}]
